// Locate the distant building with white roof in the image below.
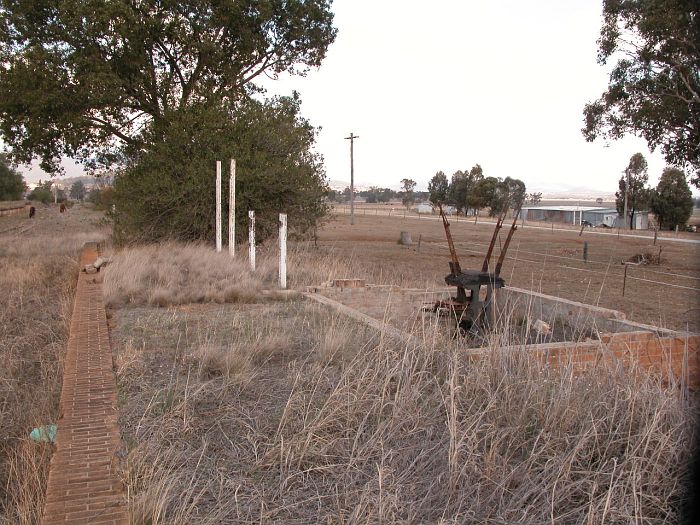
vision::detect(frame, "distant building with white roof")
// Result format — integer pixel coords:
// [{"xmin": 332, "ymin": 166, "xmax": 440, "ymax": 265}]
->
[{"xmin": 519, "ymin": 206, "xmax": 649, "ymax": 229}]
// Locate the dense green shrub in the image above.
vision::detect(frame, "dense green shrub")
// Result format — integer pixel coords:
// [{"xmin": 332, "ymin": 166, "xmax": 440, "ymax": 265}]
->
[
  {"xmin": 113, "ymin": 96, "xmax": 328, "ymax": 244},
  {"xmin": 0, "ymin": 155, "xmax": 25, "ymax": 200}
]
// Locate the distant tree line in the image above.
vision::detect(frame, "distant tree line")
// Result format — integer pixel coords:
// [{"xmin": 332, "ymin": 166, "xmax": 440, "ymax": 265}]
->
[
  {"xmin": 427, "ymin": 166, "xmax": 527, "ymax": 217},
  {"xmin": 329, "ymin": 165, "xmax": 529, "ymax": 218},
  {"xmin": 327, "ymin": 185, "xmax": 429, "ymax": 205}
]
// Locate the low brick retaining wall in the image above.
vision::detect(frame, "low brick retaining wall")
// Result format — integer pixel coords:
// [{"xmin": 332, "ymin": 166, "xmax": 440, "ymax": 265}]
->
[
  {"xmin": 41, "ymin": 243, "xmax": 127, "ymax": 525},
  {"xmin": 466, "ymin": 331, "xmax": 700, "ymax": 388},
  {"xmin": 0, "ymin": 203, "xmax": 28, "ymax": 217}
]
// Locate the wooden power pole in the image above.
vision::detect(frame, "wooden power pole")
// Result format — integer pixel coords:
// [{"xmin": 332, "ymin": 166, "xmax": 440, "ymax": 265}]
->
[
  {"xmin": 345, "ymin": 132, "xmax": 359, "ymax": 225},
  {"xmin": 623, "ymin": 169, "xmax": 629, "ymax": 230}
]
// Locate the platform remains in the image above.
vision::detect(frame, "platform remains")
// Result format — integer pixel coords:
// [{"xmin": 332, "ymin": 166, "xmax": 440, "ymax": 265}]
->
[
  {"xmin": 306, "ymin": 282, "xmax": 699, "ymax": 388},
  {"xmin": 41, "ymin": 243, "xmax": 127, "ymax": 525}
]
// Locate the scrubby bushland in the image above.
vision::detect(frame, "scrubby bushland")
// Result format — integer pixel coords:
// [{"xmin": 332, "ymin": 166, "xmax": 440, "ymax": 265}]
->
[
  {"xmin": 113, "ymin": 97, "xmax": 329, "ymax": 244},
  {"xmin": 25, "ymin": 181, "xmax": 54, "ymax": 205}
]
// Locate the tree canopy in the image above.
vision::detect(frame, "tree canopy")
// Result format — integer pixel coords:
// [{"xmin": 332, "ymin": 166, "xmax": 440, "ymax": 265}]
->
[
  {"xmin": 616, "ymin": 153, "xmax": 651, "ymax": 228},
  {"xmin": 400, "ymin": 178, "xmax": 416, "ymax": 209},
  {"xmin": 113, "ymin": 95, "xmax": 328, "ymax": 243},
  {"xmin": 0, "ymin": 154, "xmax": 25, "ymax": 200},
  {"xmin": 428, "ymin": 171, "xmax": 449, "ymax": 206},
  {"xmin": 486, "ymin": 177, "xmax": 526, "ymax": 217},
  {"xmin": 449, "ymin": 164, "xmax": 484, "ymax": 214},
  {"xmin": 0, "ymin": 0, "xmax": 337, "ymax": 173},
  {"xmin": 70, "ymin": 180, "xmax": 86, "ymax": 201},
  {"xmin": 582, "ymin": 0, "xmax": 700, "ymax": 187},
  {"xmin": 651, "ymin": 167, "xmax": 693, "ymax": 229},
  {"xmin": 27, "ymin": 180, "xmax": 54, "ymax": 204}
]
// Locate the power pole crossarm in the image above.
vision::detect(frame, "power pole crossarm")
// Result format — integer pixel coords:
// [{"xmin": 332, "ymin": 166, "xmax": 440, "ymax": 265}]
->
[{"xmin": 344, "ymin": 132, "xmax": 359, "ymax": 226}]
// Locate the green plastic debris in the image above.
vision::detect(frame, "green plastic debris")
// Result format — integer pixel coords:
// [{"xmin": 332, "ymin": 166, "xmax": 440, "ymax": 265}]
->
[{"xmin": 30, "ymin": 424, "xmax": 57, "ymax": 443}]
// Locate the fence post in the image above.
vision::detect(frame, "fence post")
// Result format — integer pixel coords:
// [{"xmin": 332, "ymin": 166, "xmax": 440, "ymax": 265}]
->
[
  {"xmin": 279, "ymin": 213, "xmax": 287, "ymax": 289},
  {"xmin": 215, "ymin": 160, "xmax": 222, "ymax": 252},
  {"xmin": 228, "ymin": 159, "xmax": 236, "ymax": 257},
  {"xmin": 248, "ymin": 210, "xmax": 255, "ymax": 271},
  {"xmin": 622, "ymin": 264, "xmax": 628, "ymax": 296},
  {"xmin": 583, "ymin": 241, "xmax": 588, "ymax": 263}
]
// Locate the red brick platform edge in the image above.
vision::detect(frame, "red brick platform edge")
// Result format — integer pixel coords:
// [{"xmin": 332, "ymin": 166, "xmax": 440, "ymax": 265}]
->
[{"xmin": 41, "ymin": 243, "xmax": 128, "ymax": 525}]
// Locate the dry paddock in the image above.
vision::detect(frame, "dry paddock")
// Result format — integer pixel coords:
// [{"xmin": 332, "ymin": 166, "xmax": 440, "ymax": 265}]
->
[
  {"xmin": 3, "ymin": 203, "xmax": 699, "ymax": 523},
  {"xmin": 101, "ymin": 234, "xmax": 699, "ymax": 523},
  {"xmin": 318, "ymin": 212, "xmax": 700, "ymax": 332},
  {"xmin": 109, "ymin": 298, "xmax": 697, "ymax": 524}
]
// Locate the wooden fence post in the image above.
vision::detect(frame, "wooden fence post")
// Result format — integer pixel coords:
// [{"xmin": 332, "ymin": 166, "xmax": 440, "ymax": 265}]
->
[
  {"xmin": 279, "ymin": 213, "xmax": 287, "ymax": 289},
  {"xmin": 215, "ymin": 160, "xmax": 222, "ymax": 252},
  {"xmin": 248, "ymin": 210, "xmax": 255, "ymax": 271},
  {"xmin": 228, "ymin": 159, "xmax": 236, "ymax": 257}
]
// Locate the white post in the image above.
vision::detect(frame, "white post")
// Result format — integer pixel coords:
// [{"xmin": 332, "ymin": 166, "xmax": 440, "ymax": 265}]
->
[
  {"xmin": 228, "ymin": 159, "xmax": 236, "ymax": 257},
  {"xmin": 216, "ymin": 161, "xmax": 222, "ymax": 252},
  {"xmin": 279, "ymin": 213, "xmax": 287, "ymax": 289},
  {"xmin": 248, "ymin": 210, "xmax": 256, "ymax": 271}
]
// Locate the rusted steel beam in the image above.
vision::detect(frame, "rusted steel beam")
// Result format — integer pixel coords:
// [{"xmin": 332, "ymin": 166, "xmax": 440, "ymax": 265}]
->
[
  {"xmin": 439, "ymin": 205, "xmax": 467, "ymax": 303},
  {"xmin": 495, "ymin": 204, "xmax": 522, "ymax": 278},
  {"xmin": 439, "ymin": 204, "xmax": 461, "ymax": 274},
  {"xmin": 481, "ymin": 208, "xmax": 507, "ymax": 273}
]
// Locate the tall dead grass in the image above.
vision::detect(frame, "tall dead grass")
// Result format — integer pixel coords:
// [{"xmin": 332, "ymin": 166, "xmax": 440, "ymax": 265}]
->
[
  {"xmin": 103, "ymin": 240, "xmax": 439, "ymax": 311},
  {"xmin": 0, "ymin": 206, "xmax": 108, "ymax": 524},
  {"xmin": 113, "ymin": 295, "xmax": 697, "ymax": 523},
  {"xmin": 103, "ymin": 242, "xmax": 273, "ymax": 307}
]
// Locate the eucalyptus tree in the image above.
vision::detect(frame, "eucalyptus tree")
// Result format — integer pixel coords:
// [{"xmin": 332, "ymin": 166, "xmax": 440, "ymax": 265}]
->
[{"xmin": 583, "ymin": 0, "xmax": 700, "ymax": 186}]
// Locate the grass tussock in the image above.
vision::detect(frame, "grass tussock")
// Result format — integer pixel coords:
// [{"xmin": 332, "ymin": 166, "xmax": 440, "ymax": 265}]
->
[
  {"xmin": 0, "ymin": 205, "xmax": 108, "ymax": 524},
  {"xmin": 113, "ymin": 296, "xmax": 697, "ymax": 524},
  {"xmin": 195, "ymin": 332, "xmax": 286, "ymax": 386}
]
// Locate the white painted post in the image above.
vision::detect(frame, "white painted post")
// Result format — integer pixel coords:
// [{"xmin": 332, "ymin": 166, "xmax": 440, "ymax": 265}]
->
[
  {"xmin": 279, "ymin": 213, "xmax": 287, "ymax": 289},
  {"xmin": 248, "ymin": 210, "xmax": 256, "ymax": 271},
  {"xmin": 216, "ymin": 161, "xmax": 222, "ymax": 252},
  {"xmin": 228, "ymin": 159, "xmax": 236, "ymax": 257}
]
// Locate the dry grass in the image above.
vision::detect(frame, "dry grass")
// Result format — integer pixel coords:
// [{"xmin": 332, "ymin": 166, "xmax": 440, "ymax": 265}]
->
[
  {"xmin": 112, "ymin": 289, "xmax": 697, "ymax": 523},
  {"xmin": 103, "ymin": 242, "xmax": 274, "ymax": 307},
  {"xmin": 0, "ymin": 205, "xmax": 108, "ymax": 524},
  {"xmin": 102, "ymin": 239, "xmax": 421, "ymax": 310}
]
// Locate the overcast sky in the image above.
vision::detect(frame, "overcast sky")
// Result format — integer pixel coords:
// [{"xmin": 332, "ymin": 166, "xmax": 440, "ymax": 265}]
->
[
  {"xmin": 261, "ymin": 0, "xmax": 673, "ymax": 195},
  {"xmin": 17, "ymin": 0, "xmax": 695, "ymax": 196}
]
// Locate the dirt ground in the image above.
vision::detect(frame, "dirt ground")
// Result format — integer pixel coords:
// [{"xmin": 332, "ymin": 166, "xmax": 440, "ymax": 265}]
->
[{"xmin": 315, "ymin": 212, "xmax": 700, "ymax": 332}]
